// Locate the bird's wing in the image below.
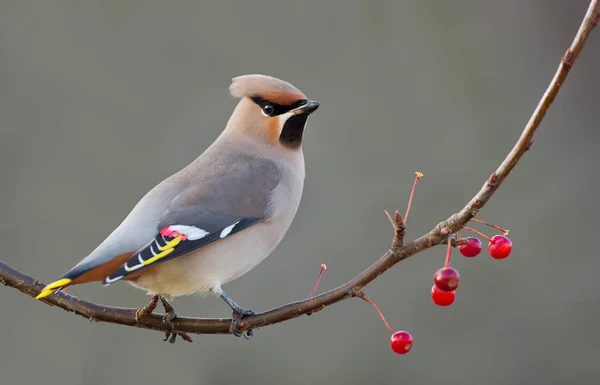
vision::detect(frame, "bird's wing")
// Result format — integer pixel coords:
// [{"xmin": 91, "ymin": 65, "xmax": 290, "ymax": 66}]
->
[
  {"xmin": 103, "ymin": 153, "xmax": 281, "ymax": 285},
  {"xmin": 103, "ymin": 212, "xmax": 260, "ymax": 284}
]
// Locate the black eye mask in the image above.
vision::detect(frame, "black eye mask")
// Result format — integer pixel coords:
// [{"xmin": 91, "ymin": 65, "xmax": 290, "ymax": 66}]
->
[{"xmin": 250, "ymin": 96, "xmax": 308, "ymax": 117}]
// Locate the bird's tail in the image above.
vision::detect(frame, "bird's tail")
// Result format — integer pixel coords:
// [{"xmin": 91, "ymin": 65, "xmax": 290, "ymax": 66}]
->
[
  {"xmin": 35, "ymin": 252, "xmax": 138, "ymax": 299},
  {"xmin": 36, "ymin": 278, "xmax": 72, "ymax": 299}
]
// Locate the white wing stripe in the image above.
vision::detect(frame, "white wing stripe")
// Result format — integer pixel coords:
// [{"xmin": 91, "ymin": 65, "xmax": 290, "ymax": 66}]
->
[
  {"xmin": 103, "ymin": 275, "xmax": 123, "ymax": 285},
  {"xmin": 124, "ymin": 255, "xmax": 144, "ymax": 272},
  {"xmin": 220, "ymin": 221, "xmax": 240, "ymax": 238},
  {"xmin": 167, "ymin": 225, "xmax": 209, "ymax": 240}
]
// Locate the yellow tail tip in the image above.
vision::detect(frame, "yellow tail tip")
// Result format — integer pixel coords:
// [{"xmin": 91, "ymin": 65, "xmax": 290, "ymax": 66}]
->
[
  {"xmin": 35, "ymin": 278, "xmax": 72, "ymax": 300},
  {"xmin": 35, "ymin": 289, "xmax": 55, "ymax": 300}
]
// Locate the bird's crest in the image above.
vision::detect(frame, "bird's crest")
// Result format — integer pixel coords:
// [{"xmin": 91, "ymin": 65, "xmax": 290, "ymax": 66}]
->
[{"xmin": 230, "ymin": 74, "xmax": 306, "ymax": 106}]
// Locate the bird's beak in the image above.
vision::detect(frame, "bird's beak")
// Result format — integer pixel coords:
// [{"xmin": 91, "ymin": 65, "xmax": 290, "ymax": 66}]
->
[{"xmin": 291, "ymin": 100, "xmax": 320, "ymax": 116}]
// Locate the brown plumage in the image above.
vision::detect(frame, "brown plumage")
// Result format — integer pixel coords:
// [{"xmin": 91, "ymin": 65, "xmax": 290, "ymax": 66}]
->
[
  {"xmin": 67, "ymin": 252, "xmax": 159, "ymax": 287},
  {"xmin": 230, "ymin": 74, "xmax": 306, "ymax": 105},
  {"xmin": 66, "ymin": 252, "xmax": 133, "ymax": 285}
]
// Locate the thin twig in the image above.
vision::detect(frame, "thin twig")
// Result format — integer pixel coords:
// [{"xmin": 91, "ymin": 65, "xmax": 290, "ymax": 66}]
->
[
  {"xmin": 306, "ymin": 264, "xmax": 327, "ymax": 299},
  {"xmin": 384, "ymin": 210, "xmax": 396, "ymax": 231},
  {"xmin": 1, "ymin": 0, "xmax": 598, "ymax": 337},
  {"xmin": 403, "ymin": 172, "xmax": 423, "ymax": 225}
]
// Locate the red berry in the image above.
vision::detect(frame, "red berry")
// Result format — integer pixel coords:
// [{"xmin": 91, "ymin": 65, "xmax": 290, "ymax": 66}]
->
[
  {"xmin": 488, "ymin": 235, "xmax": 513, "ymax": 259},
  {"xmin": 431, "ymin": 285, "xmax": 456, "ymax": 306},
  {"xmin": 433, "ymin": 266, "xmax": 460, "ymax": 292},
  {"xmin": 459, "ymin": 237, "xmax": 482, "ymax": 257},
  {"xmin": 390, "ymin": 331, "xmax": 413, "ymax": 355}
]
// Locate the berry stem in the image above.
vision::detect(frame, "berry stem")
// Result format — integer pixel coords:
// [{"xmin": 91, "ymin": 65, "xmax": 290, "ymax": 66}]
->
[
  {"xmin": 306, "ymin": 264, "xmax": 327, "ymax": 299},
  {"xmin": 469, "ymin": 218, "xmax": 510, "ymax": 235},
  {"xmin": 403, "ymin": 172, "xmax": 423, "ymax": 225},
  {"xmin": 461, "ymin": 226, "xmax": 493, "ymax": 242},
  {"xmin": 356, "ymin": 292, "xmax": 393, "ymax": 334},
  {"xmin": 444, "ymin": 237, "xmax": 452, "ymax": 267}
]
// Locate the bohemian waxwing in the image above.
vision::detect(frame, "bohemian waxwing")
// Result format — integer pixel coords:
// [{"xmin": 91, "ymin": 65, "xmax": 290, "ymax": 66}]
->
[{"xmin": 36, "ymin": 74, "xmax": 320, "ymax": 341}]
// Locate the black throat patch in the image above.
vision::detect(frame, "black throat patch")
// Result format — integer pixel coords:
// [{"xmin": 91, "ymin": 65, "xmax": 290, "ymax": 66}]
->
[{"xmin": 279, "ymin": 114, "xmax": 309, "ymax": 149}]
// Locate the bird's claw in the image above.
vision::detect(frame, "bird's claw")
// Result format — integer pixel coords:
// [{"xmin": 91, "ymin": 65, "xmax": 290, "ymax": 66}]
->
[
  {"xmin": 230, "ymin": 308, "xmax": 255, "ymax": 339},
  {"xmin": 219, "ymin": 291, "xmax": 254, "ymax": 339},
  {"xmin": 159, "ymin": 296, "xmax": 193, "ymax": 344},
  {"xmin": 232, "ymin": 328, "xmax": 253, "ymax": 339},
  {"xmin": 161, "ymin": 311, "xmax": 193, "ymax": 344},
  {"xmin": 239, "ymin": 308, "xmax": 256, "ymax": 317},
  {"xmin": 135, "ymin": 295, "xmax": 159, "ymax": 323}
]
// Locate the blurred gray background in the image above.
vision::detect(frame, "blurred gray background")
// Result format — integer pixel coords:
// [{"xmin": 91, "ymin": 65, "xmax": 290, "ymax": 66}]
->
[{"xmin": 1, "ymin": 1, "xmax": 599, "ymax": 384}]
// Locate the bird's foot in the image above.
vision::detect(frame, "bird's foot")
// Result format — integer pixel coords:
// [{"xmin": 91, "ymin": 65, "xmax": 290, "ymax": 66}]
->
[
  {"xmin": 135, "ymin": 295, "xmax": 159, "ymax": 322},
  {"xmin": 231, "ymin": 309, "xmax": 254, "ymax": 339},
  {"xmin": 219, "ymin": 291, "xmax": 255, "ymax": 339},
  {"xmin": 159, "ymin": 296, "xmax": 193, "ymax": 344}
]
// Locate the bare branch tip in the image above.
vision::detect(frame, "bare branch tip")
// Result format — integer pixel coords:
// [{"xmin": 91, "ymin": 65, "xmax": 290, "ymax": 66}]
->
[
  {"xmin": 384, "ymin": 210, "xmax": 396, "ymax": 231},
  {"xmin": 394, "ymin": 210, "xmax": 403, "ymax": 226},
  {"xmin": 306, "ymin": 263, "xmax": 328, "ymax": 299}
]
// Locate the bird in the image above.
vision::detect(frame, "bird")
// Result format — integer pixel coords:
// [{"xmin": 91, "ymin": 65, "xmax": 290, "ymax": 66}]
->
[{"xmin": 35, "ymin": 74, "xmax": 320, "ymax": 342}]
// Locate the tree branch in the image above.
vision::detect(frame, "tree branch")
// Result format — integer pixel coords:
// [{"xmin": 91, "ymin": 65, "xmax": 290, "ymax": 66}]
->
[{"xmin": 1, "ymin": 0, "xmax": 599, "ymax": 337}]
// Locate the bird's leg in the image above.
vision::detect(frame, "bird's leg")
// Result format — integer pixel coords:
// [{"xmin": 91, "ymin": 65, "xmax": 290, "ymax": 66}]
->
[
  {"xmin": 159, "ymin": 296, "xmax": 193, "ymax": 344},
  {"xmin": 135, "ymin": 294, "xmax": 159, "ymax": 322},
  {"xmin": 220, "ymin": 291, "xmax": 255, "ymax": 339},
  {"xmin": 220, "ymin": 291, "xmax": 255, "ymax": 315}
]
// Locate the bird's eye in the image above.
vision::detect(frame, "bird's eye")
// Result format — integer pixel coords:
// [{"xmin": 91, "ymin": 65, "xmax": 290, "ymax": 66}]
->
[{"xmin": 262, "ymin": 103, "xmax": 275, "ymax": 116}]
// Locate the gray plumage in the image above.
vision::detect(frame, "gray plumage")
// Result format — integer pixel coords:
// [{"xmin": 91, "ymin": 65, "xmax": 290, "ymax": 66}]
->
[
  {"xmin": 42, "ymin": 74, "xmax": 319, "ymax": 302},
  {"xmin": 161, "ymin": 151, "xmax": 281, "ymax": 223}
]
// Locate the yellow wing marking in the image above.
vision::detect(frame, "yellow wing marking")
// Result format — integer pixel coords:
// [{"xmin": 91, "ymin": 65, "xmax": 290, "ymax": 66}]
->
[{"xmin": 141, "ymin": 237, "xmax": 183, "ymax": 266}]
